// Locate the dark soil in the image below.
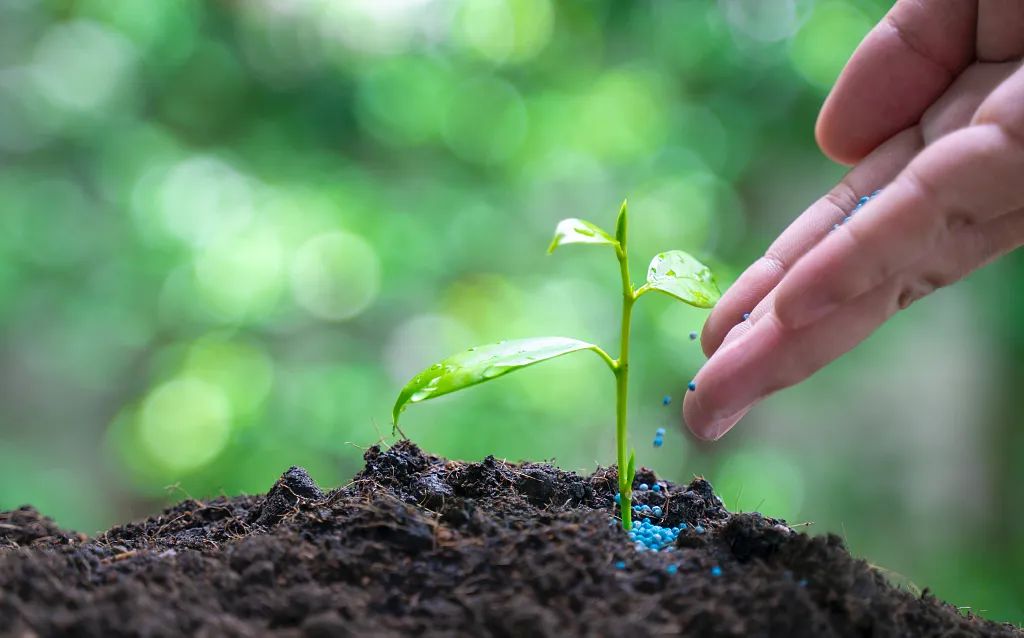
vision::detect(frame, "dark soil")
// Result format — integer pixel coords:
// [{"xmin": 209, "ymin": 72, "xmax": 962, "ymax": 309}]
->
[{"xmin": 1, "ymin": 441, "xmax": 1019, "ymax": 637}]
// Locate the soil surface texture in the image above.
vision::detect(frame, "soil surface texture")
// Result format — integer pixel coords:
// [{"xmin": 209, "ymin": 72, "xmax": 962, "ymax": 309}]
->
[{"xmin": 1, "ymin": 441, "xmax": 1019, "ymax": 637}]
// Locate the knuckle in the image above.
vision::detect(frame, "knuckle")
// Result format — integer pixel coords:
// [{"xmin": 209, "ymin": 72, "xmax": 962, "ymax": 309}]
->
[
  {"xmin": 974, "ymin": 115, "xmax": 1024, "ymax": 159},
  {"xmin": 894, "ymin": 272, "xmax": 950, "ymax": 310},
  {"xmin": 901, "ymin": 165, "xmax": 959, "ymax": 234},
  {"xmin": 903, "ymin": 161, "xmax": 977, "ymax": 235},
  {"xmin": 884, "ymin": 9, "xmax": 957, "ymax": 76},
  {"xmin": 895, "ymin": 284, "xmax": 927, "ymax": 310},
  {"xmin": 924, "ymin": 269, "xmax": 957, "ymax": 291},
  {"xmin": 945, "ymin": 211, "xmax": 976, "ymax": 233},
  {"xmin": 823, "ymin": 181, "xmax": 858, "ymax": 219},
  {"xmin": 758, "ymin": 253, "xmax": 786, "ymax": 280},
  {"xmin": 903, "ymin": 162, "xmax": 983, "ymax": 240},
  {"xmin": 972, "ymin": 74, "xmax": 1024, "ymax": 151},
  {"xmin": 839, "ymin": 224, "xmax": 895, "ymax": 291},
  {"xmin": 901, "ymin": 163, "xmax": 940, "ymax": 206}
]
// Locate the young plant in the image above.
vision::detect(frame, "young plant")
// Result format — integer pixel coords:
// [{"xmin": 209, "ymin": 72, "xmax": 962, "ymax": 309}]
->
[{"xmin": 392, "ymin": 201, "xmax": 720, "ymax": 530}]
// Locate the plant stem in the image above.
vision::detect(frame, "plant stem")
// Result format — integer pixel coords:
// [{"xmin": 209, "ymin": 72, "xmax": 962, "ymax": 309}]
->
[{"xmin": 615, "ymin": 243, "xmax": 635, "ymax": 531}]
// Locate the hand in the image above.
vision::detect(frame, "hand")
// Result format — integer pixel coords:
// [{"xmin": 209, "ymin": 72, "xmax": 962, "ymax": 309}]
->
[{"xmin": 685, "ymin": 0, "xmax": 1024, "ymax": 441}]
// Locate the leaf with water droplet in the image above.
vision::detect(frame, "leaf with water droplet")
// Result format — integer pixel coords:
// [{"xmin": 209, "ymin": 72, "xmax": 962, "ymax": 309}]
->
[
  {"xmin": 393, "ymin": 337, "xmax": 608, "ymax": 424},
  {"xmin": 644, "ymin": 250, "xmax": 721, "ymax": 308},
  {"xmin": 547, "ymin": 218, "xmax": 617, "ymax": 254}
]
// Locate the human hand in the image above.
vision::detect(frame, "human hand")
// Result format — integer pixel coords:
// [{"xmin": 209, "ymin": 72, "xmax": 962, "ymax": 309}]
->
[{"xmin": 685, "ymin": 0, "xmax": 1024, "ymax": 440}]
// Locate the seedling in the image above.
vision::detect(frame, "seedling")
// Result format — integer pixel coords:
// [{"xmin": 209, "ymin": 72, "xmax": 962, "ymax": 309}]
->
[{"xmin": 392, "ymin": 200, "xmax": 720, "ymax": 530}]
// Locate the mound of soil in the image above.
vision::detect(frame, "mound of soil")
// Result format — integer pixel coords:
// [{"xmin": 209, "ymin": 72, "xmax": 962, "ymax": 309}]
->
[{"xmin": 0, "ymin": 441, "xmax": 1018, "ymax": 637}]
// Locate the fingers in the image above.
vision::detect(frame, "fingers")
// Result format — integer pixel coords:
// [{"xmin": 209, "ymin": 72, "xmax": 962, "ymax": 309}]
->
[
  {"xmin": 816, "ymin": 0, "xmax": 976, "ymax": 164},
  {"xmin": 700, "ymin": 127, "xmax": 923, "ymax": 356},
  {"xmin": 684, "ymin": 205, "xmax": 1024, "ymax": 441},
  {"xmin": 685, "ymin": 281, "xmax": 901, "ymax": 441},
  {"xmin": 775, "ymin": 112, "xmax": 1024, "ymax": 330},
  {"xmin": 977, "ymin": 0, "xmax": 1024, "ymax": 62}
]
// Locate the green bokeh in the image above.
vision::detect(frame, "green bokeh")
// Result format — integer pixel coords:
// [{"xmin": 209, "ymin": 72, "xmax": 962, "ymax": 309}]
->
[{"xmin": 0, "ymin": 0, "xmax": 1020, "ymax": 624}]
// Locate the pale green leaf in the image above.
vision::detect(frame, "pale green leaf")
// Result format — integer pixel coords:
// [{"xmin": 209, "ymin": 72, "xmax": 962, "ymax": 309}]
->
[
  {"xmin": 625, "ymin": 450, "xmax": 636, "ymax": 486},
  {"xmin": 547, "ymin": 218, "xmax": 617, "ymax": 254},
  {"xmin": 644, "ymin": 250, "xmax": 721, "ymax": 308},
  {"xmin": 393, "ymin": 337, "xmax": 610, "ymax": 424}
]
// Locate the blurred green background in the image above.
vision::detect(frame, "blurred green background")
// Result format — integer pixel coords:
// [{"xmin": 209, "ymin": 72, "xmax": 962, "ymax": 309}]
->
[{"xmin": 1, "ymin": 0, "xmax": 1021, "ymax": 623}]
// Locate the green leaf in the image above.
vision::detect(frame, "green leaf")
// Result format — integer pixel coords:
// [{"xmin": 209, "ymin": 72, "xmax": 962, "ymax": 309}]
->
[
  {"xmin": 625, "ymin": 450, "xmax": 636, "ymax": 487},
  {"xmin": 614, "ymin": 199, "xmax": 628, "ymax": 246},
  {"xmin": 393, "ymin": 337, "xmax": 610, "ymax": 424},
  {"xmin": 644, "ymin": 250, "xmax": 721, "ymax": 308},
  {"xmin": 547, "ymin": 218, "xmax": 617, "ymax": 254}
]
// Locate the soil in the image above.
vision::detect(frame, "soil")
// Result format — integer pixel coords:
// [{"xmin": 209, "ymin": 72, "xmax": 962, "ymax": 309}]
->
[{"xmin": 0, "ymin": 441, "xmax": 1019, "ymax": 638}]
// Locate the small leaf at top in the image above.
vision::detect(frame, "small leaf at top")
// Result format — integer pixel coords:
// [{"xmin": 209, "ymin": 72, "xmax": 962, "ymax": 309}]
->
[
  {"xmin": 548, "ymin": 218, "xmax": 617, "ymax": 254},
  {"xmin": 645, "ymin": 250, "xmax": 721, "ymax": 308},
  {"xmin": 393, "ymin": 337, "xmax": 609, "ymax": 424},
  {"xmin": 614, "ymin": 199, "xmax": 628, "ymax": 246}
]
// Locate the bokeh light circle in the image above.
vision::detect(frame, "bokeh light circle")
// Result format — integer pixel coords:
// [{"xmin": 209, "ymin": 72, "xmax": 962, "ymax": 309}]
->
[
  {"xmin": 30, "ymin": 20, "xmax": 137, "ymax": 115},
  {"xmin": 443, "ymin": 77, "xmax": 527, "ymax": 165},
  {"xmin": 138, "ymin": 377, "xmax": 231, "ymax": 473},
  {"xmin": 193, "ymin": 224, "xmax": 285, "ymax": 322},
  {"xmin": 575, "ymin": 68, "xmax": 667, "ymax": 161},
  {"xmin": 454, "ymin": 0, "xmax": 554, "ymax": 64},
  {"xmin": 719, "ymin": 0, "xmax": 813, "ymax": 42},
  {"xmin": 355, "ymin": 56, "xmax": 451, "ymax": 146},
  {"xmin": 290, "ymin": 231, "xmax": 381, "ymax": 321},
  {"xmin": 318, "ymin": 0, "xmax": 444, "ymax": 56},
  {"xmin": 185, "ymin": 334, "xmax": 274, "ymax": 418},
  {"xmin": 157, "ymin": 156, "xmax": 255, "ymax": 247},
  {"xmin": 384, "ymin": 313, "xmax": 474, "ymax": 384},
  {"xmin": 788, "ymin": 2, "xmax": 872, "ymax": 89}
]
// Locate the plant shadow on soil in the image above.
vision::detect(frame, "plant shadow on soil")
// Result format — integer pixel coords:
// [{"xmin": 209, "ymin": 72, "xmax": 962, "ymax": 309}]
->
[{"xmin": 0, "ymin": 440, "xmax": 1020, "ymax": 637}]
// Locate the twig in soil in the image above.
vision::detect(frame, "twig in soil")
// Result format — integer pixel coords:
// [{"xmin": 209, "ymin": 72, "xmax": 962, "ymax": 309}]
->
[
  {"xmin": 325, "ymin": 478, "xmax": 375, "ymax": 505},
  {"xmin": 154, "ymin": 510, "xmax": 198, "ymax": 539},
  {"xmin": 223, "ymin": 519, "xmax": 254, "ymax": 540},
  {"xmin": 345, "ymin": 440, "xmax": 373, "ymax": 453},
  {"xmin": 733, "ymin": 484, "xmax": 745, "ymax": 512},
  {"xmin": 164, "ymin": 482, "xmax": 202, "ymax": 506},
  {"xmin": 101, "ymin": 550, "xmax": 138, "ymax": 564},
  {"xmin": 270, "ymin": 482, "xmax": 307, "ymax": 524},
  {"xmin": 370, "ymin": 417, "xmax": 407, "ymax": 447},
  {"xmin": 956, "ymin": 606, "xmax": 991, "ymax": 617},
  {"xmin": 870, "ymin": 563, "xmax": 922, "ymax": 596},
  {"xmin": 426, "ymin": 508, "xmax": 455, "ymax": 550},
  {"xmin": 381, "ymin": 416, "xmax": 408, "ymax": 442}
]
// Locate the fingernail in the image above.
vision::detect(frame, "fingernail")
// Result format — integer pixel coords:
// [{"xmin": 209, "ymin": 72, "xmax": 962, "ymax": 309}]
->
[
  {"xmin": 706, "ymin": 405, "xmax": 753, "ymax": 440},
  {"xmin": 686, "ymin": 402, "xmax": 752, "ymax": 441}
]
